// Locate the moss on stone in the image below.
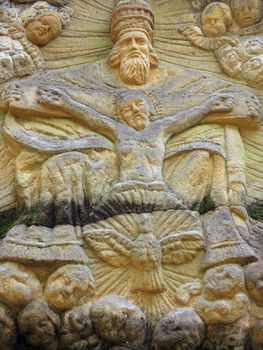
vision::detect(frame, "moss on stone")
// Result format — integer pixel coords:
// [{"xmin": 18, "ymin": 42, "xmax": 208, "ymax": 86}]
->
[
  {"xmin": 0, "ymin": 209, "xmax": 17, "ymax": 238},
  {"xmin": 247, "ymin": 205, "xmax": 263, "ymax": 221},
  {"xmin": 0, "ymin": 207, "xmax": 46, "ymax": 238},
  {"xmin": 191, "ymin": 196, "xmax": 216, "ymax": 215}
]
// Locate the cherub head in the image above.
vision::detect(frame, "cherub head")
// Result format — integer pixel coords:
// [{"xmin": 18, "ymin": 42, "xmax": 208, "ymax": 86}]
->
[
  {"xmin": 0, "ymin": 262, "xmax": 42, "ymax": 309},
  {"xmin": 90, "ymin": 296, "xmax": 147, "ymax": 346},
  {"xmin": 21, "ymin": 1, "xmax": 72, "ymax": 46},
  {"xmin": 203, "ymin": 264, "xmax": 245, "ymax": 300},
  {"xmin": 0, "ymin": 303, "xmax": 16, "ymax": 349},
  {"xmin": 202, "ymin": 2, "xmax": 233, "ymax": 37},
  {"xmin": 25, "ymin": 14, "xmax": 61, "ymax": 46},
  {"xmin": 230, "ymin": 0, "xmax": 262, "ymax": 28},
  {"xmin": 0, "ymin": 6, "xmax": 18, "ymax": 23},
  {"xmin": 242, "ymin": 54, "xmax": 263, "ymax": 87},
  {"xmin": 116, "ymin": 91, "xmax": 156, "ymax": 131},
  {"xmin": 18, "ymin": 300, "xmax": 60, "ymax": 348},
  {"xmin": 245, "ymin": 261, "xmax": 263, "ymax": 306},
  {"xmin": 244, "ymin": 38, "xmax": 263, "ymax": 55},
  {"xmin": 60, "ymin": 304, "xmax": 93, "ymax": 349},
  {"xmin": 44, "ymin": 264, "xmax": 95, "ymax": 311}
]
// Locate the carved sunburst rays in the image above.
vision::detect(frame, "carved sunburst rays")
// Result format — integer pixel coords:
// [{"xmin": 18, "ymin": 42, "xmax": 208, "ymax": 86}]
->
[{"xmin": 83, "ymin": 210, "xmax": 204, "ymax": 321}]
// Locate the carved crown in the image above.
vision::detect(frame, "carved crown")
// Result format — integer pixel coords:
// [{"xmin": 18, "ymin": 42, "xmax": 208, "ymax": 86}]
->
[{"xmin": 111, "ymin": 0, "xmax": 154, "ymax": 42}]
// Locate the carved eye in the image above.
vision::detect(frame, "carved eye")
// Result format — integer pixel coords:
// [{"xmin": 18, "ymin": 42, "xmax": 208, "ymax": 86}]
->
[
  {"xmin": 136, "ymin": 38, "xmax": 146, "ymax": 45},
  {"xmin": 119, "ymin": 39, "xmax": 129, "ymax": 48},
  {"xmin": 135, "ymin": 100, "xmax": 144, "ymax": 106},
  {"xmin": 123, "ymin": 106, "xmax": 131, "ymax": 112}
]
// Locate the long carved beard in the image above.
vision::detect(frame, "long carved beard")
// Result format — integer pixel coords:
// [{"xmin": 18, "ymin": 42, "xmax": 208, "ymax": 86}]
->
[{"xmin": 120, "ymin": 53, "xmax": 150, "ymax": 85}]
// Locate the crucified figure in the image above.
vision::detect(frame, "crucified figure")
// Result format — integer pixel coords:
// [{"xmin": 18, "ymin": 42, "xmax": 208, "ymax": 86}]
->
[{"xmin": 36, "ymin": 87, "xmax": 235, "ymax": 207}]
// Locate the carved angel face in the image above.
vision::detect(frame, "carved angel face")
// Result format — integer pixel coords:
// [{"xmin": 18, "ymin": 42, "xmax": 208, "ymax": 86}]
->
[
  {"xmin": 25, "ymin": 14, "xmax": 61, "ymax": 46},
  {"xmin": 0, "ymin": 52, "xmax": 14, "ymax": 83},
  {"xmin": 18, "ymin": 301, "xmax": 60, "ymax": 347},
  {"xmin": 44, "ymin": 265, "xmax": 95, "ymax": 311},
  {"xmin": 0, "ymin": 305, "xmax": 16, "ymax": 349},
  {"xmin": 231, "ymin": 0, "xmax": 262, "ymax": 28},
  {"xmin": 246, "ymin": 261, "xmax": 263, "ymax": 306},
  {"xmin": 245, "ymin": 39, "xmax": 263, "ymax": 55},
  {"xmin": 202, "ymin": 7, "xmax": 227, "ymax": 37},
  {"xmin": 117, "ymin": 97, "xmax": 151, "ymax": 131},
  {"xmin": 203, "ymin": 264, "xmax": 245, "ymax": 300},
  {"xmin": 0, "ymin": 262, "xmax": 42, "ymax": 309}
]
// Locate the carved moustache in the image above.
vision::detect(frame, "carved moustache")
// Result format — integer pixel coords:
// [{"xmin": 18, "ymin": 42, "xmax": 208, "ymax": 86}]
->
[
  {"xmin": 122, "ymin": 112, "xmax": 149, "ymax": 131},
  {"xmin": 120, "ymin": 51, "xmax": 150, "ymax": 85}
]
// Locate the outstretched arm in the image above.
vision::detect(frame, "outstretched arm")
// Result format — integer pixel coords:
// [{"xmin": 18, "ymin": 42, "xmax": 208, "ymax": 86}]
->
[
  {"xmin": 157, "ymin": 94, "xmax": 235, "ymax": 139},
  {"xmin": 179, "ymin": 25, "xmax": 215, "ymax": 51},
  {"xmin": 36, "ymin": 86, "xmax": 120, "ymax": 140}
]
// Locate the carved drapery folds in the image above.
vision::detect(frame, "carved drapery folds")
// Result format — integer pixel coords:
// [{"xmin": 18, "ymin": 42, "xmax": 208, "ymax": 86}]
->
[{"xmin": 0, "ymin": 0, "xmax": 263, "ymax": 348}]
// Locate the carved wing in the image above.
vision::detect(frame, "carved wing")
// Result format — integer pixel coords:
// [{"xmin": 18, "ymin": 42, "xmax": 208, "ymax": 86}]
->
[
  {"xmin": 160, "ymin": 231, "xmax": 204, "ymax": 265},
  {"xmin": 83, "ymin": 228, "xmax": 132, "ymax": 267}
]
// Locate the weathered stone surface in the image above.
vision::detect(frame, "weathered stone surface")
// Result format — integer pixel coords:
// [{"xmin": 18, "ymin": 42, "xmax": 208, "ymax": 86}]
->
[
  {"xmin": 245, "ymin": 260, "xmax": 263, "ymax": 307},
  {"xmin": 195, "ymin": 264, "xmax": 248, "ymax": 325},
  {"xmin": 0, "ymin": 261, "xmax": 42, "ymax": 309},
  {"xmin": 90, "ymin": 296, "xmax": 147, "ymax": 346},
  {"xmin": 18, "ymin": 300, "xmax": 60, "ymax": 349},
  {"xmin": 152, "ymin": 308, "xmax": 205, "ymax": 350},
  {"xmin": 0, "ymin": 0, "xmax": 263, "ymax": 346},
  {"xmin": 44, "ymin": 264, "xmax": 95, "ymax": 311},
  {"xmin": 249, "ymin": 319, "xmax": 263, "ymax": 350},
  {"xmin": 0, "ymin": 303, "xmax": 16, "ymax": 350},
  {"xmin": 0, "ymin": 224, "xmax": 88, "ymax": 265},
  {"xmin": 60, "ymin": 304, "xmax": 94, "ymax": 350},
  {"xmin": 203, "ymin": 264, "xmax": 245, "ymax": 300},
  {"xmin": 203, "ymin": 208, "xmax": 256, "ymax": 268},
  {"xmin": 180, "ymin": 0, "xmax": 263, "ymax": 87},
  {"xmin": 203, "ymin": 315, "xmax": 250, "ymax": 350}
]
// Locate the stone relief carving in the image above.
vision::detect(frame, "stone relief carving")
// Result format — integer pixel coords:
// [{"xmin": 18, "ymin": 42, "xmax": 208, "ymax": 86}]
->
[
  {"xmin": 0, "ymin": 303, "xmax": 17, "ymax": 349},
  {"xmin": 20, "ymin": 1, "xmax": 72, "ymax": 46},
  {"xmin": 18, "ymin": 300, "xmax": 61, "ymax": 349},
  {"xmin": 0, "ymin": 0, "xmax": 262, "ymax": 348},
  {"xmin": 180, "ymin": 0, "xmax": 263, "ymax": 87},
  {"xmin": 0, "ymin": 261, "xmax": 42, "ymax": 309},
  {"xmin": 0, "ymin": 0, "xmax": 72, "ymax": 84},
  {"xmin": 44, "ymin": 264, "xmax": 96, "ymax": 311}
]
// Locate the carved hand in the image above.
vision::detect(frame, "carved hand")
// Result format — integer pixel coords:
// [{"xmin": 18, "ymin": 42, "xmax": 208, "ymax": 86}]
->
[
  {"xmin": 37, "ymin": 86, "xmax": 71, "ymax": 110},
  {"xmin": 8, "ymin": 24, "xmax": 26, "ymax": 40},
  {"xmin": 245, "ymin": 94, "xmax": 262, "ymax": 119},
  {"xmin": 205, "ymin": 94, "xmax": 235, "ymax": 114},
  {"xmin": 214, "ymin": 37, "xmax": 239, "ymax": 49},
  {"xmin": 1, "ymin": 82, "xmax": 22, "ymax": 105}
]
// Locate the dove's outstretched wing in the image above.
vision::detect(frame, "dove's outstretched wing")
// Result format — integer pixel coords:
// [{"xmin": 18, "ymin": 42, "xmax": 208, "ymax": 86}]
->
[
  {"xmin": 160, "ymin": 231, "xmax": 204, "ymax": 265},
  {"xmin": 83, "ymin": 229, "xmax": 132, "ymax": 267}
]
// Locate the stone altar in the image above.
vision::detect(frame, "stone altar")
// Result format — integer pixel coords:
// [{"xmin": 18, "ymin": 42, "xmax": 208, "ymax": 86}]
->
[{"xmin": 0, "ymin": 0, "xmax": 263, "ymax": 348}]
